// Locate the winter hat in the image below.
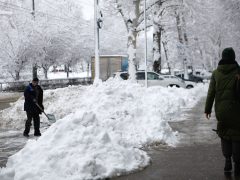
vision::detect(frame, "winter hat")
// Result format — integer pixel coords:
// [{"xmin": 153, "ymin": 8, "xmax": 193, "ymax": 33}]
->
[
  {"xmin": 222, "ymin": 47, "xmax": 235, "ymax": 61},
  {"xmin": 33, "ymin": 77, "xmax": 39, "ymax": 82}
]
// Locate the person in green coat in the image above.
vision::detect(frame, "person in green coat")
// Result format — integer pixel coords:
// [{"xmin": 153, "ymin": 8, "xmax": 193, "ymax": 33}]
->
[{"xmin": 205, "ymin": 47, "xmax": 240, "ymax": 177}]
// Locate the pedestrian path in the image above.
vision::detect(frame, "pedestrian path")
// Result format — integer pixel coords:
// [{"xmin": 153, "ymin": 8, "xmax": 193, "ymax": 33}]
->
[{"xmin": 113, "ymin": 98, "xmax": 233, "ymax": 180}]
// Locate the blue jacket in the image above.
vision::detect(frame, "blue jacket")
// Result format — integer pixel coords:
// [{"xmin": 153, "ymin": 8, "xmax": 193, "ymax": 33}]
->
[{"xmin": 24, "ymin": 83, "xmax": 43, "ymax": 114}]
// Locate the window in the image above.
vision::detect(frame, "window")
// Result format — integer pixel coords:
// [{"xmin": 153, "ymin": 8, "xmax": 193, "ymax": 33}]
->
[
  {"xmin": 136, "ymin": 72, "xmax": 145, "ymax": 80},
  {"xmin": 147, "ymin": 72, "xmax": 159, "ymax": 80},
  {"xmin": 120, "ymin": 73, "xmax": 129, "ymax": 80}
]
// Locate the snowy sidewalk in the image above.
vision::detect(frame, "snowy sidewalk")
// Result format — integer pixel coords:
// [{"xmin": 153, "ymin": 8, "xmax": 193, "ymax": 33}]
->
[{"xmin": 113, "ymin": 98, "xmax": 229, "ymax": 180}]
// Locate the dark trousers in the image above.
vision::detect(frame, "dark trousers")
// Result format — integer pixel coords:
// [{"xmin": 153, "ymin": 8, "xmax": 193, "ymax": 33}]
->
[
  {"xmin": 24, "ymin": 111, "xmax": 40, "ymax": 135},
  {"xmin": 221, "ymin": 138, "xmax": 240, "ymax": 164}
]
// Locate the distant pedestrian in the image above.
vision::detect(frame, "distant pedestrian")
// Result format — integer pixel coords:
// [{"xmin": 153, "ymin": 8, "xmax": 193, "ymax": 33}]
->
[
  {"xmin": 205, "ymin": 47, "xmax": 240, "ymax": 177},
  {"xmin": 23, "ymin": 78, "xmax": 44, "ymax": 137}
]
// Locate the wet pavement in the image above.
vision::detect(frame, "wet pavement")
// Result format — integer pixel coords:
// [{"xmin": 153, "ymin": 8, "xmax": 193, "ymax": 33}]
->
[
  {"xmin": 0, "ymin": 93, "xmax": 50, "ymax": 168},
  {"xmin": 113, "ymin": 98, "xmax": 236, "ymax": 180},
  {"xmin": 0, "ymin": 129, "xmax": 27, "ymax": 167},
  {"xmin": 0, "ymin": 93, "xmax": 27, "ymax": 167}
]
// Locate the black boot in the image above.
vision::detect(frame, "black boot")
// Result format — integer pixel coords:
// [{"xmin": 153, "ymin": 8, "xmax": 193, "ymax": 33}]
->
[
  {"xmin": 225, "ymin": 158, "xmax": 232, "ymax": 172},
  {"xmin": 23, "ymin": 132, "xmax": 29, "ymax": 137},
  {"xmin": 34, "ymin": 132, "xmax": 41, "ymax": 136}
]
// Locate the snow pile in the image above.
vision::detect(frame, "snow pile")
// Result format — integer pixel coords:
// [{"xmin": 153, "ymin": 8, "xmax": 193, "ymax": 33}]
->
[
  {"xmin": 0, "ymin": 79, "xmax": 208, "ymax": 180},
  {"xmin": 0, "ymin": 86, "xmax": 88, "ymax": 128},
  {"xmin": 0, "ymin": 112, "xmax": 149, "ymax": 180}
]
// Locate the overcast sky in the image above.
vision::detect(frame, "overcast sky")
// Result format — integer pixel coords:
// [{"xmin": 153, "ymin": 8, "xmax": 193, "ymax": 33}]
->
[{"xmin": 81, "ymin": 1, "xmax": 94, "ymax": 20}]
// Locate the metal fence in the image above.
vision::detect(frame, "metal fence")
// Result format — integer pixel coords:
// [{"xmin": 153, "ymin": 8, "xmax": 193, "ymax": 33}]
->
[{"xmin": 0, "ymin": 77, "xmax": 92, "ymax": 92}]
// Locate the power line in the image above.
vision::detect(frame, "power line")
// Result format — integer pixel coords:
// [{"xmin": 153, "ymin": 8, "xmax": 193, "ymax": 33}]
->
[
  {"xmin": 0, "ymin": 1, "xmax": 128, "ymax": 40},
  {"xmin": 0, "ymin": 1, "xmax": 81, "ymax": 23}
]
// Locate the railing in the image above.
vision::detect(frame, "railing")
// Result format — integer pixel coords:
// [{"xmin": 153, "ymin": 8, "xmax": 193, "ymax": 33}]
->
[{"xmin": 0, "ymin": 77, "xmax": 93, "ymax": 92}]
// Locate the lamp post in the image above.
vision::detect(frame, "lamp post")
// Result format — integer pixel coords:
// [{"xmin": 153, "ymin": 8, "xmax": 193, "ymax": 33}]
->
[
  {"xmin": 94, "ymin": 0, "xmax": 100, "ymax": 82},
  {"xmin": 31, "ymin": 0, "xmax": 38, "ymax": 79},
  {"xmin": 144, "ymin": 0, "xmax": 148, "ymax": 88}
]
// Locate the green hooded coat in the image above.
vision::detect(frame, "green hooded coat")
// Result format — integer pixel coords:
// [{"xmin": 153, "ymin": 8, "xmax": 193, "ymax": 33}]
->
[{"xmin": 205, "ymin": 63, "xmax": 240, "ymax": 140}]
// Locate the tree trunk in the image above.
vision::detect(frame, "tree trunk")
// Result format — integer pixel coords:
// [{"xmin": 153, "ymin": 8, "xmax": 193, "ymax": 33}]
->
[
  {"xmin": 87, "ymin": 62, "xmax": 90, "ymax": 78},
  {"xmin": 153, "ymin": 1, "xmax": 162, "ymax": 73},
  {"xmin": 80, "ymin": 62, "xmax": 85, "ymax": 72},
  {"xmin": 181, "ymin": 15, "xmax": 188, "ymax": 45},
  {"xmin": 127, "ymin": 29, "xmax": 137, "ymax": 80},
  {"xmin": 176, "ymin": 10, "xmax": 188, "ymax": 79},
  {"xmin": 216, "ymin": 34, "xmax": 222, "ymax": 69},
  {"xmin": 41, "ymin": 64, "xmax": 48, "ymax": 79},
  {"xmin": 153, "ymin": 28, "xmax": 162, "ymax": 73},
  {"xmin": 176, "ymin": 12, "xmax": 184, "ymax": 44},
  {"xmin": 162, "ymin": 41, "xmax": 171, "ymax": 74},
  {"xmin": 65, "ymin": 64, "xmax": 70, "ymax": 78},
  {"xmin": 15, "ymin": 71, "xmax": 20, "ymax": 81},
  {"xmin": 181, "ymin": 13, "xmax": 191, "ymax": 75},
  {"xmin": 32, "ymin": 64, "xmax": 38, "ymax": 79},
  {"xmin": 124, "ymin": 0, "xmax": 140, "ymax": 80},
  {"xmin": 43, "ymin": 67, "xmax": 48, "ymax": 79}
]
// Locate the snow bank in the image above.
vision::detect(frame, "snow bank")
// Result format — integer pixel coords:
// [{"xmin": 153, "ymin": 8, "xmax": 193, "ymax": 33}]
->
[{"xmin": 0, "ymin": 79, "xmax": 208, "ymax": 180}]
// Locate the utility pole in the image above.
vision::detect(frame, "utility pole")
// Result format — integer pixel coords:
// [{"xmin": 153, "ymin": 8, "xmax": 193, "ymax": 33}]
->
[
  {"xmin": 32, "ymin": 0, "xmax": 38, "ymax": 79},
  {"xmin": 144, "ymin": 0, "xmax": 148, "ymax": 88},
  {"xmin": 94, "ymin": 0, "xmax": 100, "ymax": 82},
  {"xmin": 31, "ymin": 0, "xmax": 35, "ymax": 19}
]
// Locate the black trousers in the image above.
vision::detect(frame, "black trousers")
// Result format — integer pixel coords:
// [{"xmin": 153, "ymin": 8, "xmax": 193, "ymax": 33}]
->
[
  {"xmin": 221, "ymin": 138, "xmax": 240, "ymax": 164},
  {"xmin": 24, "ymin": 111, "xmax": 40, "ymax": 135}
]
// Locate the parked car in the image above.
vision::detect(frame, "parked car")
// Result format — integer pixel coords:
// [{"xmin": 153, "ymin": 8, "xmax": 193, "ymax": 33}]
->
[
  {"xmin": 114, "ymin": 71, "xmax": 186, "ymax": 88},
  {"xmin": 182, "ymin": 79, "xmax": 196, "ymax": 89},
  {"xmin": 162, "ymin": 74, "xmax": 196, "ymax": 89},
  {"xmin": 176, "ymin": 73, "xmax": 204, "ymax": 83}
]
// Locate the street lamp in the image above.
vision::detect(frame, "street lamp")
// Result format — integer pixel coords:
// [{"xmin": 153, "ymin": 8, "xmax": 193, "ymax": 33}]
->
[
  {"xmin": 97, "ymin": 11, "xmax": 103, "ymax": 29},
  {"xmin": 144, "ymin": 0, "xmax": 148, "ymax": 88},
  {"xmin": 94, "ymin": 0, "xmax": 100, "ymax": 82}
]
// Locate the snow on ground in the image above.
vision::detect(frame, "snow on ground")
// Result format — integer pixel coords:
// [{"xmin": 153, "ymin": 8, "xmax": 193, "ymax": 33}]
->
[
  {"xmin": 0, "ymin": 79, "xmax": 208, "ymax": 180},
  {"xmin": 0, "ymin": 71, "xmax": 91, "ymax": 83}
]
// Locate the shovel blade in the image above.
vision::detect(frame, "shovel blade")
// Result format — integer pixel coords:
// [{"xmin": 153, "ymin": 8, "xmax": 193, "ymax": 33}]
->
[{"xmin": 46, "ymin": 114, "xmax": 56, "ymax": 123}]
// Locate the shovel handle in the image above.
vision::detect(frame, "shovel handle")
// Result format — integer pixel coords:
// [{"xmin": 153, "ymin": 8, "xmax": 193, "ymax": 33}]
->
[{"xmin": 35, "ymin": 103, "xmax": 49, "ymax": 119}]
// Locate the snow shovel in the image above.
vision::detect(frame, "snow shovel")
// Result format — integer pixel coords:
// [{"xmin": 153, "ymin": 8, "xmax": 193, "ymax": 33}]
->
[{"xmin": 35, "ymin": 103, "xmax": 56, "ymax": 123}]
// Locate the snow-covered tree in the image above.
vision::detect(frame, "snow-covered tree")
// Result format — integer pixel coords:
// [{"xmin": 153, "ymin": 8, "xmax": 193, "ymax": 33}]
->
[{"xmin": 102, "ymin": 0, "xmax": 146, "ymax": 79}]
